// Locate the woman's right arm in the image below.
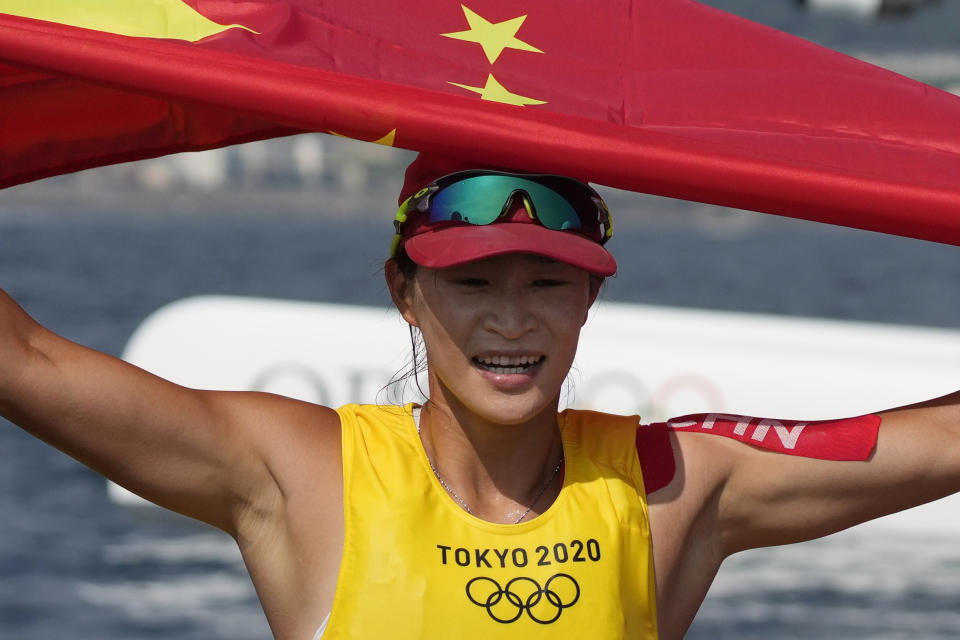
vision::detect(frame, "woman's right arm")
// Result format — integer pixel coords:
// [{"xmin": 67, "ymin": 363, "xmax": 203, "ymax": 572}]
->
[{"xmin": 0, "ymin": 288, "xmax": 341, "ymax": 536}]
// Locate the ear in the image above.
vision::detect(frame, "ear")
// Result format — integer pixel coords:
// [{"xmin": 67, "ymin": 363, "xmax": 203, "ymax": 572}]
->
[{"xmin": 385, "ymin": 259, "xmax": 420, "ymax": 327}]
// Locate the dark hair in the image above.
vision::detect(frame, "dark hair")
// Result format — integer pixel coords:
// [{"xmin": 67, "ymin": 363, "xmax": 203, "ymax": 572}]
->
[
  {"xmin": 379, "ymin": 251, "xmax": 429, "ymax": 404},
  {"xmin": 392, "ymin": 247, "xmax": 418, "ymax": 281}
]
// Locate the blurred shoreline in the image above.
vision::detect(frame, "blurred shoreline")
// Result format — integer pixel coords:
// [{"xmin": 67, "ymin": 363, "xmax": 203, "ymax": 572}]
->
[{"xmin": 0, "ymin": 136, "xmax": 789, "ymax": 238}]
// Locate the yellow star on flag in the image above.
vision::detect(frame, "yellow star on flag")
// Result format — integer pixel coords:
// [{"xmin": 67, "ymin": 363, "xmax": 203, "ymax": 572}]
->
[
  {"xmin": 441, "ymin": 5, "xmax": 544, "ymax": 64},
  {"xmin": 450, "ymin": 74, "xmax": 546, "ymax": 107}
]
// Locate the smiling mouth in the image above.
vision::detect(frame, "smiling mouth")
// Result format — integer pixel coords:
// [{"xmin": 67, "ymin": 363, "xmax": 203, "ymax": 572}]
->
[{"xmin": 472, "ymin": 355, "xmax": 545, "ymax": 375}]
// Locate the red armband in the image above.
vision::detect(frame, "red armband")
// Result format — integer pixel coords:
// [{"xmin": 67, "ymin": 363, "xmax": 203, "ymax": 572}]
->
[
  {"xmin": 635, "ymin": 413, "xmax": 880, "ymax": 494},
  {"xmin": 655, "ymin": 413, "xmax": 880, "ymax": 461}
]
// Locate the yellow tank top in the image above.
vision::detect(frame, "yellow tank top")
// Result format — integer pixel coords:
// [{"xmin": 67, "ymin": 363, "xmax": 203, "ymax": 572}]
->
[{"xmin": 325, "ymin": 403, "xmax": 658, "ymax": 639}]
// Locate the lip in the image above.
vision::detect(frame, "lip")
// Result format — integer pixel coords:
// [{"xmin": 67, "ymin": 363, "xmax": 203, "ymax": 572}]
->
[{"xmin": 471, "ymin": 352, "xmax": 546, "ymax": 389}]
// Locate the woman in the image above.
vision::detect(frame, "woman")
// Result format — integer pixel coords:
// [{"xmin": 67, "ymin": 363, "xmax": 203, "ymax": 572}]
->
[{"xmin": 1, "ymin": 152, "xmax": 959, "ymax": 639}]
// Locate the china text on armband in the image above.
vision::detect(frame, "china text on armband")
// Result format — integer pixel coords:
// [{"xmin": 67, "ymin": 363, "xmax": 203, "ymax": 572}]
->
[{"xmin": 653, "ymin": 412, "xmax": 881, "ymax": 461}]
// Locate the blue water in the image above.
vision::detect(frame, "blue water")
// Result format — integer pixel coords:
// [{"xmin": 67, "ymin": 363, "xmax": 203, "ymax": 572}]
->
[{"xmin": 0, "ymin": 205, "xmax": 958, "ymax": 638}]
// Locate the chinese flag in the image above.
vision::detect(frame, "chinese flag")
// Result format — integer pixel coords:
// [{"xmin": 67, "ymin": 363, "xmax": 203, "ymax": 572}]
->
[{"xmin": 2, "ymin": 1, "xmax": 960, "ymax": 245}]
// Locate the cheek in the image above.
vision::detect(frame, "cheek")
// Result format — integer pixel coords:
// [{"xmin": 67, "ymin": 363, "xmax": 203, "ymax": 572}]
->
[
  {"xmin": 414, "ymin": 286, "xmax": 486, "ymax": 345},
  {"xmin": 554, "ymin": 322, "xmax": 586, "ymax": 362},
  {"xmin": 546, "ymin": 305, "xmax": 592, "ymax": 358},
  {"xmin": 414, "ymin": 303, "xmax": 474, "ymax": 362},
  {"xmin": 544, "ymin": 289, "xmax": 592, "ymax": 328}
]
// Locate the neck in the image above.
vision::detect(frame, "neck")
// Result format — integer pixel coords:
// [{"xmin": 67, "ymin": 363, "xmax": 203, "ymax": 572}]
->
[{"xmin": 417, "ymin": 383, "xmax": 564, "ymax": 524}]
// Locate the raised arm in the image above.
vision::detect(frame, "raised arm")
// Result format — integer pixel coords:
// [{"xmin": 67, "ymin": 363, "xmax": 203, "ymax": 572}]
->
[
  {"xmin": 0, "ymin": 288, "xmax": 341, "ymax": 535},
  {"xmin": 715, "ymin": 392, "xmax": 960, "ymax": 552},
  {"xmin": 647, "ymin": 394, "xmax": 960, "ymax": 638}
]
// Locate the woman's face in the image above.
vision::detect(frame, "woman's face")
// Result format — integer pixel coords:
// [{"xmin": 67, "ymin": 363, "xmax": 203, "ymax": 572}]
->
[{"xmin": 391, "ymin": 253, "xmax": 600, "ymax": 426}]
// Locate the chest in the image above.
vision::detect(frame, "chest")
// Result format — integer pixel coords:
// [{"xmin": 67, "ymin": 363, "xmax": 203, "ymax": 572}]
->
[{"xmin": 325, "ymin": 454, "xmax": 656, "ymax": 638}]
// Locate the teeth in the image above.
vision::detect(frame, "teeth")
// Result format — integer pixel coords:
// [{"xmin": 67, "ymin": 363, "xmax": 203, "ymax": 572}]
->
[{"xmin": 473, "ymin": 355, "xmax": 544, "ymax": 373}]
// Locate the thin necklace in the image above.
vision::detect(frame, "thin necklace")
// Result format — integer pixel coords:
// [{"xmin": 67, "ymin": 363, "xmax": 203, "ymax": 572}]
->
[{"xmin": 414, "ymin": 408, "xmax": 564, "ymax": 524}]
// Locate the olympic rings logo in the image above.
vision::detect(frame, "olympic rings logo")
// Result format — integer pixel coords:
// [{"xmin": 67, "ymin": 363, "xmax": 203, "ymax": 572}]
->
[{"xmin": 465, "ymin": 573, "xmax": 580, "ymax": 624}]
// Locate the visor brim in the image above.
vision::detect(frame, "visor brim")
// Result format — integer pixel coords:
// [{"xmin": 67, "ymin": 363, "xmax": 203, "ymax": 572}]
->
[{"xmin": 403, "ymin": 223, "xmax": 617, "ymax": 277}]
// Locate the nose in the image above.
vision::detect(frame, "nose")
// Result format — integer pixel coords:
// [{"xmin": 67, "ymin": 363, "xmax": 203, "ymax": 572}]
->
[{"xmin": 482, "ymin": 286, "xmax": 537, "ymax": 339}]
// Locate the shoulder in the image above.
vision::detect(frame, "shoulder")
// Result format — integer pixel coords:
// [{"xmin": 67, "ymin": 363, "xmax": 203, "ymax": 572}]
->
[
  {"xmin": 212, "ymin": 391, "xmax": 344, "ymax": 491},
  {"xmin": 216, "ymin": 390, "xmax": 343, "ymax": 444},
  {"xmin": 560, "ymin": 409, "xmax": 679, "ymax": 494},
  {"xmin": 562, "ymin": 409, "xmax": 862, "ymax": 495},
  {"xmin": 559, "ymin": 410, "xmax": 720, "ymax": 496},
  {"xmin": 195, "ymin": 391, "xmax": 344, "ymax": 540},
  {"xmin": 335, "ymin": 402, "xmax": 417, "ymax": 443},
  {"xmin": 561, "ymin": 409, "xmax": 641, "ymax": 453}
]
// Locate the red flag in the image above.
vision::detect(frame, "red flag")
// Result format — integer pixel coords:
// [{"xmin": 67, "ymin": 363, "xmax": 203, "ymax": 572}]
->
[{"xmin": 2, "ymin": 1, "xmax": 960, "ymax": 244}]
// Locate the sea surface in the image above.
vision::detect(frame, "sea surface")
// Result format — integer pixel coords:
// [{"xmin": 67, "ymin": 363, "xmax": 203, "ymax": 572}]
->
[{"xmin": 0, "ymin": 200, "xmax": 959, "ymax": 639}]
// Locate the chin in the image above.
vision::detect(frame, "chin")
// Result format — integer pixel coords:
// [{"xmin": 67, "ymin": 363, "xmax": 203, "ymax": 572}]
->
[
  {"xmin": 465, "ymin": 390, "xmax": 559, "ymax": 426},
  {"xmin": 429, "ymin": 361, "xmax": 568, "ymax": 426}
]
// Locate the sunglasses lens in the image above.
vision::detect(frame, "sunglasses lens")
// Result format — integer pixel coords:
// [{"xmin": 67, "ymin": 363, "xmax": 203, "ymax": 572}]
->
[
  {"xmin": 429, "ymin": 175, "xmax": 587, "ymax": 231},
  {"xmin": 428, "ymin": 176, "xmax": 508, "ymax": 225},
  {"xmin": 519, "ymin": 180, "xmax": 584, "ymax": 231}
]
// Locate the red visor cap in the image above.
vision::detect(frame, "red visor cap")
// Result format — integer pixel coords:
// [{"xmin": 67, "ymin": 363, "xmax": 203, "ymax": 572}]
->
[{"xmin": 398, "ymin": 153, "xmax": 618, "ymax": 277}]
